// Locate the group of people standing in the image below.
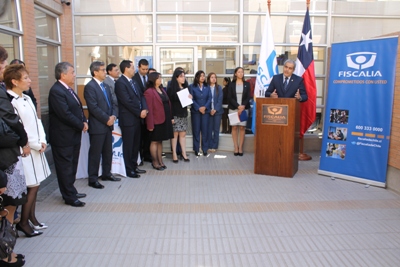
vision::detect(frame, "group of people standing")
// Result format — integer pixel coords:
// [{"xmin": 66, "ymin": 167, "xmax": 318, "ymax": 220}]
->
[{"xmin": 0, "ymin": 46, "xmax": 50, "ymax": 266}]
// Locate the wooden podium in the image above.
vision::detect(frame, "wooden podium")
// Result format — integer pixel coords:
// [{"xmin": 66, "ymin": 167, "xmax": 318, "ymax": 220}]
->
[{"xmin": 254, "ymin": 98, "xmax": 300, "ymax": 177}]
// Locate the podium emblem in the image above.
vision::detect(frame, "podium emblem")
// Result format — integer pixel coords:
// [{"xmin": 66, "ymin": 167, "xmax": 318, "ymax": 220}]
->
[{"xmin": 262, "ymin": 104, "xmax": 288, "ymax": 125}]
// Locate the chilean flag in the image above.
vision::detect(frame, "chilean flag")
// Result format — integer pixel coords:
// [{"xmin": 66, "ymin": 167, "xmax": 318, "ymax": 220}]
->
[{"xmin": 295, "ymin": 9, "xmax": 317, "ymax": 138}]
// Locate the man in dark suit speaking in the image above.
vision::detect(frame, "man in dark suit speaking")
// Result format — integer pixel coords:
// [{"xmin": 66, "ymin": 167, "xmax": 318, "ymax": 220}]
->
[
  {"xmin": 84, "ymin": 61, "xmax": 120, "ymax": 190},
  {"xmin": 49, "ymin": 62, "xmax": 88, "ymax": 207},
  {"xmin": 115, "ymin": 60, "xmax": 148, "ymax": 178},
  {"xmin": 265, "ymin": 59, "xmax": 308, "ymax": 102}
]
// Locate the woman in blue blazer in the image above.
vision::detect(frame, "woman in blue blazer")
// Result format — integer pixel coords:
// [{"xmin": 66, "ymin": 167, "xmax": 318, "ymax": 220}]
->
[
  {"xmin": 207, "ymin": 72, "xmax": 223, "ymax": 152},
  {"xmin": 189, "ymin": 70, "xmax": 212, "ymax": 156}
]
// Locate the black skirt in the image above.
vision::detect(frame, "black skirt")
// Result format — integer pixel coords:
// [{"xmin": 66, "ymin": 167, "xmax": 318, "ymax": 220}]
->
[{"xmin": 150, "ymin": 91, "xmax": 174, "ymax": 142}]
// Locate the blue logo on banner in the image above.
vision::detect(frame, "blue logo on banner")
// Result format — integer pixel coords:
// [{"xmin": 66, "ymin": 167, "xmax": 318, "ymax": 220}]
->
[{"xmin": 319, "ymin": 37, "xmax": 398, "ymax": 186}]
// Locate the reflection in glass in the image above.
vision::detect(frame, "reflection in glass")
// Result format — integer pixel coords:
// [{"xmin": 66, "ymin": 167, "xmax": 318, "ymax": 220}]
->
[
  {"xmin": 157, "ymin": 15, "xmax": 238, "ymax": 42},
  {"xmin": 160, "ymin": 48, "xmax": 194, "ymax": 75},
  {"xmin": 34, "ymin": 8, "xmax": 58, "ymax": 41},
  {"xmin": 75, "ymin": 46, "xmax": 152, "ymax": 76},
  {"xmin": 37, "ymin": 42, "xmax": 59, "ymax": 137},
  {"xmin": 0, "ymin": 32, "xmax": 19, "ymax": 59},
  {"xmin": 332, "ymin": 0, "xmax": 400, "ymax": 16},
  {"xmin": 74, "ymin": 0, "xmax": 152, "ymax": 13},
  {"xmin": 0, "ymin": 0, "xmax": 18, "ymax": 29},
  {"xmin": 75, "ymin": 16, "xmax": 152, "ymax": 44}
]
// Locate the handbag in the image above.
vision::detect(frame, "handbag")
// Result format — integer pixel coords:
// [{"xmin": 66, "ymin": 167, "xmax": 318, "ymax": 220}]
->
[
  {"xmin": 0, "ymin": 118, "xmax": 20, "ymax": 148},
  {"xmin": 0, "ymin": 198, "xmax": 17, "ymax": 261}
]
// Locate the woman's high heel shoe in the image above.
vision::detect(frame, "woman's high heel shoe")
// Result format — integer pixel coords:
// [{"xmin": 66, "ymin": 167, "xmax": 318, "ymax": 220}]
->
[
  {"xmin": 152, "ymin": 164, "xmax": 164, "ymax": 171},
  {"xmin": 16, "ymin": 223, "xmax": 43, "ymax": 238},
  {"xmin": 29, "ymin": 220, "xmax": 48, "ymax": 230},
  {"xmin": 180, "ymin": 155, "xmax": 190, "ymax": 162}
]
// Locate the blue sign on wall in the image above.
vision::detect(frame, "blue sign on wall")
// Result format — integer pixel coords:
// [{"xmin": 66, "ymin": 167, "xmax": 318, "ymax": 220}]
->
[{"xmin": 318, "ymin": 37, "xmax": 398, "ymax": 187}]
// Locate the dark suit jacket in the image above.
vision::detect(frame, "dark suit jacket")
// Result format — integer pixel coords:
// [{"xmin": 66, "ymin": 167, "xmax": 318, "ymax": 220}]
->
[
  {"xmin": 144, "ymin": 87, "xmax": 171, "ymax": 130},
  {"xmin": 265, "ymin": 73, "xmax": 308, "ymax": 102},
  {"xmin": 84, "ymin": 78, "xmax": 117, "ymax": 134},
  {"xmin": 114, "ymin": 75, "xmax": 148, "ymax": 127},
  {"xmin": 189, "ymin": 83, "xmax": 212, "ymax": 114},
  {"xmin": 133, "ymin": 72, "xmax": 147, "ymax": 94},
  {"xmin": 0, "ymin": 87, "xmax": 28, "ymax": 170},
  {"xmin": 227, "ymin": 81, "xmax": 251, "ymax": 110},
  {"xmin": 103, "ymin": 75, "xmax": 119, "ymax": 116},
  {"xmin": 211, "ymin": 85, "xmax": 224, "ymax": 115},
  {"xmin": 48, "ymin": 81, "xmax": 87, "ymax": 147}
]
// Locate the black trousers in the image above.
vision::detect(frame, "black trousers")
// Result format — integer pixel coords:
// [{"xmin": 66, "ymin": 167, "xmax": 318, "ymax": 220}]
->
[
  {"xmin": 52, "ymin": 144, "xmax": 80, "ymax": 204},
  {"xmin": 120, "ymin": 125, "xmax": 140, "ymax": 174},
  {"xmin": 88, "ymin": 130, "xmax": 112, "ymax": 183}
]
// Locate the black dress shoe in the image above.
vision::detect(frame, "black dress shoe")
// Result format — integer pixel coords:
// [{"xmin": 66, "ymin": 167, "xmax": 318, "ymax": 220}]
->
[
  {"xmin": 76, "ymin": 193, "xmax": 86, "ymax": 198},
  {"xmin": 88, "ymin": 181, "xmax": 105, "ymax": 189},
  {"xmin": 66, "ymin": 200, "xmax": 85, "ymax": 207},
  {"xmin": 127, "ymin": 171, "xmax": 140, "ymax": 178},
  {"xmin": 195, "ymin": 152, "xmax": 200, "ymax": 156},
  {"xmin": 203, "ymin": 152, "xmax": 208, "ymax": 156},
  {"xmin": 101, "ymin": 174, "xmax": 121, "ymax": 182},
  {"xmin": 134, "ymin": 168, "xmax": 146, "ymax": 174}
]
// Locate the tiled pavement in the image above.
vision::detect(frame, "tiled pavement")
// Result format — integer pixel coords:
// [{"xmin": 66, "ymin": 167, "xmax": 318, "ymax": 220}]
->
[{"xmin": 15, "ymin": 152, "xmax": 400, "ymax": 267}]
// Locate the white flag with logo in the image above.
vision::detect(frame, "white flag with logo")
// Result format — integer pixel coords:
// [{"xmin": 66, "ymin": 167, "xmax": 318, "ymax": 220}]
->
[{"xmin": 252, "ymin": 11, "xmax": 278, "ymax": 133}]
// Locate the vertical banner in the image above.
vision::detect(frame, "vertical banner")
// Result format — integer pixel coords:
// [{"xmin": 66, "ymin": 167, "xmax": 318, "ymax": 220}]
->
[{"xmin": 318, "ymin": 37, "xmax": 398, "ymax": 187}]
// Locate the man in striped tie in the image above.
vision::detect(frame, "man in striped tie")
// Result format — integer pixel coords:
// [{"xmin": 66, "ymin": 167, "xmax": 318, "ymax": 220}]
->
[{"xmin": 84, "ymin": 61, "xmax": 120, "ymax": 190}]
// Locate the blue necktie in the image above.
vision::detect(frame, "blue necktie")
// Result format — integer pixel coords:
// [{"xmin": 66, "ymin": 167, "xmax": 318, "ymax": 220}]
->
[
  {"xmin": 283, "ymin": 77, "xmax": 289, "ymax": 92},
  {"xmin": 100, "ymin": 82, "xmax": 111, "ymax": 107},
  {"xmin": 129, "ymin": 80, "xmax": 142, "ymax": 109}
]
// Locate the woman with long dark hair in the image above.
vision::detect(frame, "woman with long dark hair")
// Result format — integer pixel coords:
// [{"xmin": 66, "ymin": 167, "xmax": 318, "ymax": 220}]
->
[
  {"xmin": 227, "ymin": 67, "xmax": 251, "ymax": 156},
  {"xmin": 189, "ymin": 70, "xmax": 212, "ymax": 156},
  {"xmin": 207, "ymin": 72, "xmax": 223, "ymax": 152},
  {"xmin": 143, "ymin": 72, "xmax": 173, "ymax": 170},
  {"xmin": 221, "ymin": 77, "xmax": 231, "ymax": 134},
  {"xmin": 167, "ymin": 68, "xmax": 192, "ymax": 162}
]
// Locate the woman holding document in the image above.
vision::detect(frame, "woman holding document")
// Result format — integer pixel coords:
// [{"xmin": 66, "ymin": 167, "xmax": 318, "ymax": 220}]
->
[
  {"xmin": 167, "ymin": 68, "xmax": 192, "ymax": 163},
  {"xmin": 227, "ymin": 67, "xmax": 251, "ymax": 156}
]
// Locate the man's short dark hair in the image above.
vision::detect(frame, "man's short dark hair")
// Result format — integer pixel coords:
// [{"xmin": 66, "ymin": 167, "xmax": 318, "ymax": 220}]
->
[
  {"xmin": 10, "ymin": 59, "xmax": 25, "ymax": 66},
  {"xmin": 106, "ymin": 63, "xmax": 117, "ymax": 74},
  {"xmin": 89, "ymin": 61, "xmax": 105, "ymax": 77},
  {"xmin": 55, "ymin": 62, "xmax": 73, "ymax": 80},
  {"xmin": 138, "ymin": 59, "xmax": 149, "ymax": 67},
  {"xmin": 0, "ymin": 46, "xmax": 8, "ymax": 62},
  {"xmin": 120, "ymin": 60, "xmax": 132, "ymax": 74}
]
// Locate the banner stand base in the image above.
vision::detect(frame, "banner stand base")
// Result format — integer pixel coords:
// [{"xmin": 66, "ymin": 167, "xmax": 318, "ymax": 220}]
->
[{"xmin": 318, "ymin": 170, "xmax": 386, "ymax": 188}]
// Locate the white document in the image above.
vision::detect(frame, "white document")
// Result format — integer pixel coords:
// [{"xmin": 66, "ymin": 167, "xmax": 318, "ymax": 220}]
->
[
  {"xmin": 177, "ymin": 88, "xmax": 193, "ymax": 108},
  {"xmin": 228, "ymin": 112, "xmax": 240, "ymax": 124}
]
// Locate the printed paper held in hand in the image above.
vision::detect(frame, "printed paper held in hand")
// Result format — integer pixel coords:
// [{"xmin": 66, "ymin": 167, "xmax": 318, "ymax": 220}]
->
[
  {"xmin": 228, "ymin": 112, "xmax": 240, "ymax": 124},
  {"xmin": 177, "ymin": 88, "xmax": 193, "ymax": 108}
]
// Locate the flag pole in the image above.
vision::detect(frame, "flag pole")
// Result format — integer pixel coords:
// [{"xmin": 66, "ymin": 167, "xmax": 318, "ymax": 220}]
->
[{"xmin": 299, "ymin": 1, "xmax": 312, "ymax": 161}]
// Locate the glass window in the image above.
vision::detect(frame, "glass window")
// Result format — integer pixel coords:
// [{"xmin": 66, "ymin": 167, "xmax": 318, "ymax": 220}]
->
[
  {"xmin": 37, "ymin": 41, "xmax": 59, "ymax": 136},
  {"xmin": 244, "ymin": 0, "xmax": 328, "ymax": 13},
  {"xmin": 73, "ymin": 0, "xmax": 152, "ymax": 13},
  {"xmin": 159, "ymin": 48, "xmax": 194, "ymax": 75},
  {"xmin": 157, "ymin": 15, "xmax": 238, "ymax": 42},
  {"xmin": 34, "ymin": 8, "xmax": 58, "ymax": 41},
  {"xmin": 75, "ymin": 46, "xmax": 153, "ymax": 76},
  {"xmin": 332, "ymin": 0, "xmax": 400, "ymax": 16},
  {"xmin": 75, "ymin": 15, "xmax": 152, "ymax": 44},
  {"xmin": 243, "ymin": 45, "xmax": 326, "ymax": 75},
  {"xmin": 0, "ymin": 32, "xmax": 20, "ymax": 59},
  {"xmin": 0, "ymin": 0, "xmax": 18, "ymax": 29},
  {"xmin": 244, "ymin": 15, "xmax": 327, "ymax": 44},
  {"xmin": 157, "ymin": 0, "xmax": 238, "ymax": 12},
  {"xmin": 202, "ymin": 47, "xmax": 237, "ymax": 75},
  {"xmin": 331, "ymin": 18, "xmax": 400, "ymax": 43}
]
